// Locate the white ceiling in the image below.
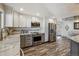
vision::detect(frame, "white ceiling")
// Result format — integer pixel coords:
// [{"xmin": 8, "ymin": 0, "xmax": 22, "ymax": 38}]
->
[
  {"xmin": 44, "ymin": 3, "xmax": 79, "ymax": 18},
  {"xmin": 5, "ymin": 3, "xmax": 79, "ymax": 18},
  {"xmin": 5, "ymin": 3, "xmax": 53, "ymax": 17}
]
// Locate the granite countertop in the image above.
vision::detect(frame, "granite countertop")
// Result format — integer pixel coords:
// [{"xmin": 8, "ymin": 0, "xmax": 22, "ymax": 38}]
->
[
  {"xmin": 0, "ymin": 32, "xmax": 45, "ymax": 56},
  {"xmin": 20, "ymin": 33, "xmax": 32, "ymax": 35},
  {"xmin": 20, "ymin": 32, "xmax": 45, "ymax": 35},
  {"xmin": 67, "ymin": 35, "xmax": 79, "ymax": 43},
  {"xmin": 68, "ymin": 31, "xmax": 79, "ymax": 43},
  {"xmin": 69, "ymin": 35, "xmax": 79, "ymax": 43},
  {"xmin": 0, "ymin": 34, "xmax": 20, "ymax": 56}
]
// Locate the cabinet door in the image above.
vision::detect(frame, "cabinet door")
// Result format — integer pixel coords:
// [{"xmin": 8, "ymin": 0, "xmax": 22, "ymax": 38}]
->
[
  {"xmin": 25, "ymin": 35, "xmax": 32, "ymax": 47},
  {"xmin": 20, "ymin": 35, "xmax": 25, "ymax": 48},
  {"xmin": 20, "ymin": 35, "xmax": 32, "ymax": 48},
  {"xmin": 5, "ymin": 7, "xmax": 13, "ymax": 27},
  {"xmin": 13, "ymin": 11, "xmax": 19, "ymax": 27},
  {"xmin": 19, "ymin": 15, "xmax": 27, "ymax": 27}
]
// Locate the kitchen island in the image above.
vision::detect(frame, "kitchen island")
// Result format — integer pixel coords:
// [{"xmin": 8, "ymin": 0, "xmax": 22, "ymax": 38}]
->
[
  {"xmin": 20, "ymin": 32, "xmax": 45, "ymax": 48},
  {"xmin": 0, "ymin": 34, "xmax": 20, "ymax": 56},
  {"xmin": 0, "ymin": 32, "xmax": 45, "ymax": 56},
  {"xmin": 69, "ymin": 35, "xmax": 79, "ymax": 56}
]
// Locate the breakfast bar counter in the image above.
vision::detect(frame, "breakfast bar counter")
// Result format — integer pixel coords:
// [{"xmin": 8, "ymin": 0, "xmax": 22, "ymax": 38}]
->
[
  {"xmin": 68, "ymin": 35, "xmax": 79, "ymax": 56},
  {"xmin": 0, "ymin": 34, "xmax": 20, "ymax": 56}
]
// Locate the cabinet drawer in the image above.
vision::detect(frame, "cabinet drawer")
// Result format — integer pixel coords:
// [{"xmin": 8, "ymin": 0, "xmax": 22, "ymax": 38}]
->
[
  {"xmin": 25, "ymin": 42, "xmax": 32, "ymax": 46},
  {"xmin": 25, "ymin": 37, "xmax": 32, "ymax": 40},
  {"xmin": 20, "ymin": 35, "xmax": 32, "ymax": 48}
]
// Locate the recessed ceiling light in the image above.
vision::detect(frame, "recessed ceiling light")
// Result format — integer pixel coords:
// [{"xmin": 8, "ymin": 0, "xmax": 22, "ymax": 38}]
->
[{"xmin": 20, "ymin": 8, "xmax": 24, "ymax": 11}]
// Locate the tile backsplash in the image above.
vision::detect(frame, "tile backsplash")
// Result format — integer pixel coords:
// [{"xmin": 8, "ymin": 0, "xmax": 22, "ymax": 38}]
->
[
  {"xmin": 0, "ymin": 27, "xmax": 41, "ymax": 41},
  {"xmin": 7, "ymin": 27, "xmax": 40, "ymax": 34}
]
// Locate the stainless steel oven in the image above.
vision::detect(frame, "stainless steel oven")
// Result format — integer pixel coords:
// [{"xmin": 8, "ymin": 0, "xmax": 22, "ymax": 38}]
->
[{"xmin": 32, "ymin": 35, "xmax": 42, "ymax": 45}]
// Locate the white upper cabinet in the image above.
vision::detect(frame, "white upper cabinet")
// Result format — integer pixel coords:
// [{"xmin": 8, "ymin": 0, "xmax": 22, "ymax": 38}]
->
[
  {"xmin": 13, "ymin": 11, "xmax": 19, "ymax": 27},
  {"xmin": 26, "ymin": 16, "xmax": 31, "ymax": 27},
  {"xmin": 5, "ymin": 5, "xmax": 27, "ymax": 27},
  {"xmin": 5, "ymin": 6, "xmax": 13, "ymax": 27},
  {"xmin": 19, "ymin": 15, "xmax": 27, "ymax": 27}
]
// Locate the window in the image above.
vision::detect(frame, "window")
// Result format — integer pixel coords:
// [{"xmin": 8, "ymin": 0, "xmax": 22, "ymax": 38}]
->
[{"xmin": 74, "ymin": 22, "xmax": 79, "ymax": 29}]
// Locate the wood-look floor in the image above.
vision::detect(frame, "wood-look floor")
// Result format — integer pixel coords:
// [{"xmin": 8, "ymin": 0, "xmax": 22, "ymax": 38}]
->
[{"xmin": 23, "ymin": 36, "xmax": 70, "ymax": 56}]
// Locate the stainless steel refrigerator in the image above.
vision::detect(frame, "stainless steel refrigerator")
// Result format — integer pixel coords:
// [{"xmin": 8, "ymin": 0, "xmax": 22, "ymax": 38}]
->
[{"xmin": 48, "ymin": 23, "xmax": 56, "ymax": 42}]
